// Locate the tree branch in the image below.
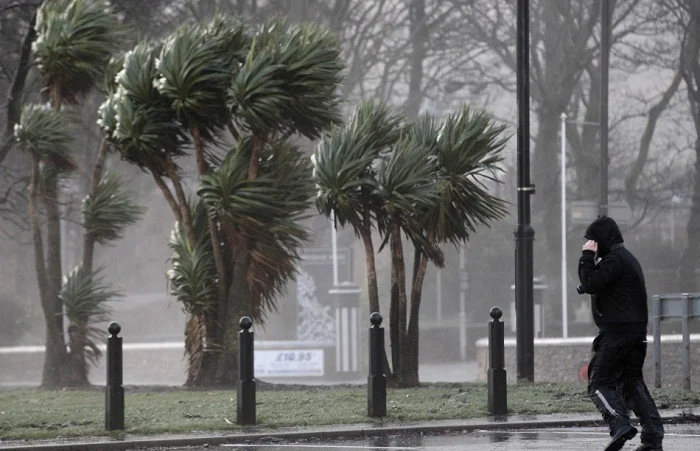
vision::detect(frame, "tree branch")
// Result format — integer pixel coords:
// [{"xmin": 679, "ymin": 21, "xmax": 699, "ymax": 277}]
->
[
  {"xmin": 0, "ymin": 1, "xmax": 40, "ymax": 16},
  {"xmin": 624, "ymin": 63, "xmax": 684, "ymax": 207},
  {"xmin": 148, "ymin": 165, "xmax": 182, "ymax": 224},
  {"xmin": 2, "ymin": 5, "xmax": 39, "ymax": 167}
]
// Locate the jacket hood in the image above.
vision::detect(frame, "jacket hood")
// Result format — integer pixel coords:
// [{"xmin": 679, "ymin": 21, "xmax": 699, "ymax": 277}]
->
[{"xmin": 584, "ymin": 216, "xmax": 624, "ymax": 257}]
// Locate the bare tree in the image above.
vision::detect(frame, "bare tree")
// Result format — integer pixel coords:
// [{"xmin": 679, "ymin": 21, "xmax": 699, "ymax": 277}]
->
[
  {"xmin": 453, "ymin": 1, "xmax": 688, "ymax": 312},
  {"xmin": 669, "ymin": 0, "xmax": 700, "ymax": 289},
  {"xmin": 0, "ymin": 1, "xmax": 42, "ymax": 241}
]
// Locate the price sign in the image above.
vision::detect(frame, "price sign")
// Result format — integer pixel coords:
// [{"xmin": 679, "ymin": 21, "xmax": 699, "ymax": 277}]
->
[{"xmin": 254, "ymin": 349, "xmax": 324, "ymax": 377}]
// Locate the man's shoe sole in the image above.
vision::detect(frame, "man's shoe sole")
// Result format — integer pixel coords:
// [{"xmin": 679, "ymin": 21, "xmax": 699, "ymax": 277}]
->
[
  {"xmin": 633, "ymin": 445, "xmax": 664, "ymax": 451},
  {"xmin": 605, "ymin": 425, "xmax": 638, "ymax": 451}
]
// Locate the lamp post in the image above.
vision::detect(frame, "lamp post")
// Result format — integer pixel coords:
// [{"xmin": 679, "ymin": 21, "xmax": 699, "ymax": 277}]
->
[
  {"xmin": 514, "ymin": 0, "xmax": 535, "ymax": 382},
  {"xmin": 560, "ymin": 113, "xmax": 568, "ymax": 338},
  {"xmin": 600, "ymin": 0, "xmax": 611, "ymax": 216}
]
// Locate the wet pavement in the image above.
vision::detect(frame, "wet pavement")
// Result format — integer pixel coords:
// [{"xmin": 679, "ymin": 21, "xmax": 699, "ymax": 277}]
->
[
  {"xmin": 134, "ymin": 424, "xmax": 700, "ymax": 450},
  {"xmin": 2, "ymin": 410, "xmax": 698, "ymax": 450}
]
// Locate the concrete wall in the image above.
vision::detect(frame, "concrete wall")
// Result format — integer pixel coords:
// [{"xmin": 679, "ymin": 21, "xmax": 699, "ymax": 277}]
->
[{"xmin": 476, "ymin": 334, "xmax": 700, "ymax": 390}]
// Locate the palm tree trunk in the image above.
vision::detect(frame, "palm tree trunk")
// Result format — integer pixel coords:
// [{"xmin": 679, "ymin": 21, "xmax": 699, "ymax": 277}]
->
[
  {"xmin": 149, "ymin": 168, "xmax": 183, "ymax": 223},
  {"xmin": 404, "ymin": 250, "xmax": 429, "ymax": 387},
  {"xmin": 43, "ymin": 178, "xmax": 62, "ymax": 308},
  {"xmin": 213, "ymin": 133, "xmax": 266, "ymax": 385},
  {"xmin": 184, "ymin": 313, "xmax": 219, "ymax": 387},
  {"xmin": 43, "ymin": 173, "xmax": 66, "ymax": 384},
  {"xmin": 148, "ymin": 170, "xmax": 203, "ymax": 386},
  {"xmin": 46, "ymin": 77, "xmax": 63, "ymax": 338},
  {"xmin": 164, "ymin": 157, "xmax": 221, "ymax": 387},
  {"xmin": 389, "ymin": 253, "xmax": 399, "ymax": 386},
  {"xmin": 30, "ymin": 154, "xmax": 65, "ymax": 388},
  {"xmin": 191, "ymin": 126, "xmax": 229, "ymax": 386},
  {"xmin": 41, "ymin": 317, "xmax": 67, "ymax": 388},
  {"xmin": 164, "ymin": 150, "xmax": 196, "ymax": 246},
  {"xmin": 358, "ymin": 224, "xmax": 380, "ymax": 313},
  {"xmin": 196, "ymin": 318, "xmax": 221, "ymax": 386},
  {"xmin": 212, "ymin": 132, "xmax": 264, "ymax": 384},
  {"xmin": 192, "ymin": 126, "xmax": 227, "ymax": 306},
  {"xmin": 66, "ymin": 323, "xmax": 89, "ymax": 387},
  {"xmin": 390, "ymin": 220, "xmax": 410, "ymax": 386},
  {"xmin": 30, "ymin": 154, "xmax": 49, "ymax": 320},
  {"xmin": 67, "ymin": 139, "xmax": 112, "ymax": 388},
  {"xmin": 358, "ymin": 220, "xmax": 392, "ymax": 377},
  {"xmin": 248, "ymin": 135, "xmax": 265, "ymax": 179},
  {"xmin": 215, "ymin": 243, "xmax": 251, "ymax": 386},
  {"xmin": 184, "ymin": 314, "xmax": 206, "ymax": 386},
  {"xmin": 37, "ymin": 83, "xmax": 70, "ymax": 387}
]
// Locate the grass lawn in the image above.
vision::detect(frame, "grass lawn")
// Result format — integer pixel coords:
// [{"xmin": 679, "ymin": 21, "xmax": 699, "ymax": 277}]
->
[{"xmin": 1, "ymin": 383, "xmax": 699, "ymax": 441}]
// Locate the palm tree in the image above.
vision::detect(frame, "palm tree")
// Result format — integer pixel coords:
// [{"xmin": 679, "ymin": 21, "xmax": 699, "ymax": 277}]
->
[
  {"xmin": 63, "ymin": 171, "xmax": 143, "ymax": 385},
  {"xmin": 312, "ymin": 101, "xmax": 509, "ymax": 387},
  {"xmin": 104, "ymin": 33, "xmax": 224, "ymax": 384},
  {"xmin": 313, "ymin": 101, "xmax": 440, "ymax": 385},
  {"xmin": 61, "ymin": 266, "xmax": 124, "ymax": 385},
  {"xmin": 206, "ymin": 18, "xmax": 343, "ymax": 383},
  {"xmin": 400, "ymin": 107, "xmax": 509, "ymax": 386},
  {"xmin": 101, "ymin": 41, "xmax": 188, "ymax": 219},
  {"xmin": 313, "ymin": 100, "xmax": 404, "ymax": 316},
  {"xmin": 166, "ymin": 198, "xmax": 217, "ymax": 385},
  {"xmin": 25, "ymin": 0, "xmax": 132, "ymax": 387},
  {"xmin": 155, "ymin": 20, "xmax": 250, "ymax": 383},
  {"xmin": 104, "ymin": 16, "xmax": 344, "ymax": 386},
  {"xmin": 375, "ymin": 133, "xmax": 439, "ymax": 387},
  {"xmin": 198, "ymin": 138, "xmax": 316, "ymax": 382},
  {"xmin": 82, "ymin": 173, "xmax": 144, "ymax": 272},
  {"xmin": 102, "ymin": 36, "xmax": 223, "ymax": 385},
  {"xmin": 14, "ymin": 104, "xmax": 75, "ymax": 387},
  {"xmin": 33, "ymin": 0, "xmax": 123, "ymax": 109}
]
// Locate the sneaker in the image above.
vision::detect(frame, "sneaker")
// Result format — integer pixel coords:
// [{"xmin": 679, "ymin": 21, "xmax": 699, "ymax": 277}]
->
[
  {"xmin": 604, "ymin": 424, "xmax": 638, "ymax": 451},
  {"xmin": 633, "ymin": 444, "xmax": 663, "ymax": 451}
]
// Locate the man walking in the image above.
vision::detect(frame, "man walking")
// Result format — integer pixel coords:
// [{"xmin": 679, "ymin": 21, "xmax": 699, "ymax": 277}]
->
[{"xmin": 578, "ymin": 216, "xmax": 664, "ymax": 451}]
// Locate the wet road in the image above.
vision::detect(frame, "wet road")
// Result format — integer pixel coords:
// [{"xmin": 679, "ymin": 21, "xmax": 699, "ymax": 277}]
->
[{"xmin": 136, "ymin": 424, "xmax": 700, "ymax": 450}]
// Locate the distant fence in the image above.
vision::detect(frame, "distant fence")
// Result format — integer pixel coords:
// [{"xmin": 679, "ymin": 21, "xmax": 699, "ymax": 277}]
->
[
  {"xmin": 653, "ymin": 293, "xmax": 700, "ymax": 390},
  {"xmin": 0, "ymin": 340, "xmax": 343, "ymax": 386},
  {"xmin": 475, "ymin": 334, "xmax": 700, "ymax": 389}
]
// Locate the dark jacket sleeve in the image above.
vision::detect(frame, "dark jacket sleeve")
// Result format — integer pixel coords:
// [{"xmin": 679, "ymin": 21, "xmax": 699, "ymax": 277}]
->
[{"xmin": 578, "ymin": 250, "xmax": 623, "ymax": 294}]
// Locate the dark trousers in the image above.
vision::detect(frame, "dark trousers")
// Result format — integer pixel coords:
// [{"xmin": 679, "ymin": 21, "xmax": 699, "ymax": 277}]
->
[{"xmin": 588, "ymin": 332, "xmax": 664, "ymax": 445}]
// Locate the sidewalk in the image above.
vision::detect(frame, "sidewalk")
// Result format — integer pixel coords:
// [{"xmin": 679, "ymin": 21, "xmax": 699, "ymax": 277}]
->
[{"xmin": 1, "ymin": 407, "xmax": 697, "ymax": 451}]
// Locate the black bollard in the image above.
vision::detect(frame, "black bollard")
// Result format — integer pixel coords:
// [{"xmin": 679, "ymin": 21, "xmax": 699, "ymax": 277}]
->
[
  {"xmin": 367, "ymin": 312, "xmax": 387, "ymax": 417},
  {"xmin": 487, "ymin": 307, "xmax": 507, "ymax": 415},
  {"xmin": 105, "ymin": 322, "xmax": 124, "ymax": 430},
  {"xmin": 237, "ymin": 316, "xmax": 256, "ymax": 425}
]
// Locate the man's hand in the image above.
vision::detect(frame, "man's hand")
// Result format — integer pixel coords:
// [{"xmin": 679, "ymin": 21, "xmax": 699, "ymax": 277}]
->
[{"xmin": 582, "ymin": 240, "xmax": 598, "ymax": 253}]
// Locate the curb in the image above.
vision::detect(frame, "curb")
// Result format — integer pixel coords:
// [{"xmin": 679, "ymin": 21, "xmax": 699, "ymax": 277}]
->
[{"xmin": 0, "ymin": 414, "xmax": 693, "ymax": 451}]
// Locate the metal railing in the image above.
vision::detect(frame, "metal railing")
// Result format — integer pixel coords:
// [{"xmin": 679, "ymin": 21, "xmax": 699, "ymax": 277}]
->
[{"xmin": 652, "ymin": 293, "xmax": 700, "ymax": 390}]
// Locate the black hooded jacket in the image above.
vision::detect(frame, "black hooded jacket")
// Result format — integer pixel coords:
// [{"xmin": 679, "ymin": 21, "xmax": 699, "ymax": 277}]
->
[{"xmin": 578, "ymin": 216, "xmax": 648, "ymax": 335}]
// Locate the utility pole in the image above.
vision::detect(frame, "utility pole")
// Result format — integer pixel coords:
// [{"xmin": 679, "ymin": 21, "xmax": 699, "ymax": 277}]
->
[
  {"xmin": 560, "ymin": 113, "xmax": 568, "ymax": 339},
  {"xmin": 515, "ymin": 0, "xmax": 535, "ymax": 382},
  {"xmin": 599, "ymin": 0, "xmax": 611, "ymax": 216}
]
